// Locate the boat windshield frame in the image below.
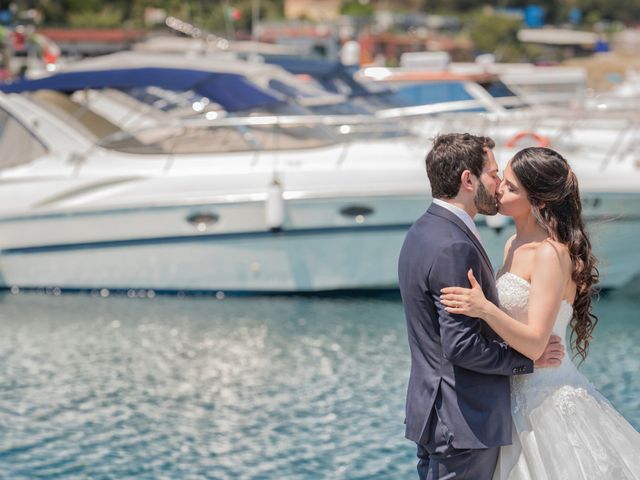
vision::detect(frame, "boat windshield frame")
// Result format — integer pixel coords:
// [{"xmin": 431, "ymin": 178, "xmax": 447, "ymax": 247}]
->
[
  {"xmin": 26, "ymin": 90, "xmax": 352, "ymax": 155},
  {"xmin": 96, "ymin": 115, "xmax": 346, "ymax": 154}
]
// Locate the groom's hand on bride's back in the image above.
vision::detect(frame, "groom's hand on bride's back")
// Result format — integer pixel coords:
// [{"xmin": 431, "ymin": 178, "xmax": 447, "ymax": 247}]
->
[{"xmin": 534, "ymin": 335, "xmax": 565, "ymax": 368}]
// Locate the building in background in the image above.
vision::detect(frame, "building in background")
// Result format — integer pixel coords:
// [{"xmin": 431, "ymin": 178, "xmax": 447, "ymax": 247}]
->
[{"xmin": 285, "ymin": 0, "xmax": 342, "ymax": 21}]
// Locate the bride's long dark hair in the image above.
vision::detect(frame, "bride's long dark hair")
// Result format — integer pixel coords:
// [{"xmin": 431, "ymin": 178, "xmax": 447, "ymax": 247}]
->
[{"xmin": 511, "ymin": 147, "xmax": 599, "ymax": 362}]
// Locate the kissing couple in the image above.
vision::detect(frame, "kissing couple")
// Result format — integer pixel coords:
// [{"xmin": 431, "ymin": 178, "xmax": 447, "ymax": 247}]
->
[{"xmin": 398, "ymin": 133, "xmax": 640, "ymax": 479}]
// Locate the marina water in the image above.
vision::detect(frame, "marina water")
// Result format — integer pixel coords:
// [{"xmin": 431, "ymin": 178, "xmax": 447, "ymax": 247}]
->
[{"xmin": 1, "ymin": 290, "xmax": 638, "ymax": 478}]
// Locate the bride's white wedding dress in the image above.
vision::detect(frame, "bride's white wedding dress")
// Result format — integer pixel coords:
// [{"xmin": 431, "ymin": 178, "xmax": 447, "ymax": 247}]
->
[{"xmin": 493, "ymin": 272, "xmax": 640, "ymax": 480}]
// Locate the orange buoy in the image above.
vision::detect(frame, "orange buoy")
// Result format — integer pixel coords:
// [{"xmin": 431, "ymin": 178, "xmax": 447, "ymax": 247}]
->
[{"xmin": 505, "ymin": 131, "xmax": 550, "ymax": 149}]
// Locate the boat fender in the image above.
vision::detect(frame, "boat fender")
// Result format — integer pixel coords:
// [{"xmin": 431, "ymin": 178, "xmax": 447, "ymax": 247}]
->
[
  {"xmin": 265, "ymin": 177, "xmax": 285, "ymax": 232},
  {"xmin": 505, "ymin": 131, "xmax": 550, "ymax": 149},
  {"xmin": 486, "ymin": 213, "xmax": 508, "ymax": 233}
]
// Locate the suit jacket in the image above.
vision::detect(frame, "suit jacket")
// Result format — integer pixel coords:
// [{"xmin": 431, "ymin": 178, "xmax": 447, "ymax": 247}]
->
[{"xmin": 398, "ymin": 203, "xmax": 533, "ymax": 449}]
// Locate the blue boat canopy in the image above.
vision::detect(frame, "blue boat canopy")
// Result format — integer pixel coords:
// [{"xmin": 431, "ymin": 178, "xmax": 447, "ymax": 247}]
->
[
  {"xmin": 260, "ymin": 55, "xmax": 410, "ymax": 110},
  {"xmin": 0, "ymin": 68, "xmax": 285, "ymax": 112},
  {"xmin": 262, "ymin": 57, "xmax": 370, "ymax": 96}
]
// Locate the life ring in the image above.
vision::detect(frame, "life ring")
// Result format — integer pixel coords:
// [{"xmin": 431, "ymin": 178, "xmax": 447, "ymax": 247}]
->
[{"xmin": 505, "ymin": 131, "xmax": 550, "ymax": 148}]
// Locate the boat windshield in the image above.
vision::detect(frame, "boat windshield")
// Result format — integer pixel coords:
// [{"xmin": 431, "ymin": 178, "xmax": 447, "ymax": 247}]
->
[
  {"xmin": 385, "ymin": 79, "xmax": 527, "ymax": 112},
  {"xmin": 29, "ymin": 90, "xmax": 339, "ymax": 154},
  {"xmin": 0, "ymin": 105, "xmax": 48, "ymax": 169},
  {"xmin": 104, "ymin": 121, "xmax": 339, "ymax": 154},
  {"xmin": 117, "ymin": 86, "xmax": 327, "ymax": 119},
  {"xmin": 391, "ymin": 81, "xmax": 486, "ymax": 112},
  {"xmin": 478, "ymin": 80, "xmax": 528, "ymax": 109}
]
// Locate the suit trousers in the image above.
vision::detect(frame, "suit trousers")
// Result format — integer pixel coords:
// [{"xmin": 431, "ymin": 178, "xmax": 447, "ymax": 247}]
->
[{"xmin": 416, "ymin": 409, "xmax": 499, "ymax": 480}]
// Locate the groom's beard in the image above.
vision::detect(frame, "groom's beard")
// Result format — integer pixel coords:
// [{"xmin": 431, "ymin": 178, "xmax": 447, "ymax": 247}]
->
[{"xmin": 475, "ymin": 182, "xmax": 499, "ymax": 215}]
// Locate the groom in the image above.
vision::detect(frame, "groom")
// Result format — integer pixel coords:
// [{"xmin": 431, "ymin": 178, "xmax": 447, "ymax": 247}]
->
[{"xmin": 398, "ymin": 133, "xmax": 564, "ymax": 479}]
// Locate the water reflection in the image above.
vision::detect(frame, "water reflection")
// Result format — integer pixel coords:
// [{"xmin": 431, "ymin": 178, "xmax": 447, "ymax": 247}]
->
[{"xmin": 0, "ymin": 292, "xmax": 637, "ymax": 478}]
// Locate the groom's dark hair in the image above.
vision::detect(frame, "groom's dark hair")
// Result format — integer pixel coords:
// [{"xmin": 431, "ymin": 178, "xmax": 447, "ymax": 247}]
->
[{"xmin": 425, "ymin": 133, "xmax": 495, "ymax": 199}]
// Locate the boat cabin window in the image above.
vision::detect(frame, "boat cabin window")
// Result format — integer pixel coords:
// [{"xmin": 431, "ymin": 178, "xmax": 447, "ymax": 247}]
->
[
  {"xmin": 479, "ymin": 80, "xmax": 527, "ymax": 109},
  {"xmin": 392, "ymin": 81, "xmax": 478, "ymax": 107},
  {"xmin": 0, "ymin": 107, "xmax": 47, "ymax": 169},
  {"xmin": 482, "ymin": 80, "xmax": 517, "ymax": 98}
]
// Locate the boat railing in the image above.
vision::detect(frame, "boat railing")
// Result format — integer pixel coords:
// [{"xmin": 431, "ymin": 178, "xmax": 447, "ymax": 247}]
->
[
  {"xmin": 420, "ymin": 106, "xmax": 640, "ymax": 169},
  {"xmin": 93, "ymin": 113, "xmax": 417, "ymax": 155},
  {"xmin": 89, "ymin": 104, "xmax": 640, "ymax": 172}
]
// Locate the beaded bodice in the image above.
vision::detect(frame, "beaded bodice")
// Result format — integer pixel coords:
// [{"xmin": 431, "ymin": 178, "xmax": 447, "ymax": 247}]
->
[
  {"xmin": 496, "ymin": 272, "xmax": 573, "ymax": 347},
  {"xmin": 495, "ymin": 272, "xmax": 594, "ymax": 429}
]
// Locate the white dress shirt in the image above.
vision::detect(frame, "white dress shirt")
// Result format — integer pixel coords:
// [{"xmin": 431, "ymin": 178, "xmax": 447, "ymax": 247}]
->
[{"xmin": 432, "ymin": 198, "xmax": 482, "ymax": 242}]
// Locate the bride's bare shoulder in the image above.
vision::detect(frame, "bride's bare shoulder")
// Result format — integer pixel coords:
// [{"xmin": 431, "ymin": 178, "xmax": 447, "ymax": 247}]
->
[{"xmin": 534, "ymin": 239, "xmax": 571, "ymax": 272}]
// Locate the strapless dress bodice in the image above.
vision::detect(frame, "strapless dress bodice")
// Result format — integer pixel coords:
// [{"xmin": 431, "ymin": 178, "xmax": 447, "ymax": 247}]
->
[
  {"xmin": 495, "ymin": 272, "xmax": 591, "ymax": 425},
  {"xmin": 496, "ymin": 271, "xmax": 573, "ymax": 349}
]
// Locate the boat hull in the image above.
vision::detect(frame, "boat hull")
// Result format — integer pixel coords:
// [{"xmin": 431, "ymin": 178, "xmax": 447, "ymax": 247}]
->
[{"xmin": 1, "ymin": 193, "xmax": 638, "ymax": 292}]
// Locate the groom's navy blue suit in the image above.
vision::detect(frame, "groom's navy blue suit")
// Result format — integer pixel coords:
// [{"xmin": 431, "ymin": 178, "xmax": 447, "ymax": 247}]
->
[{"xmin": 398, "ymin": 203, "xmax": 533, "ymax": 479}]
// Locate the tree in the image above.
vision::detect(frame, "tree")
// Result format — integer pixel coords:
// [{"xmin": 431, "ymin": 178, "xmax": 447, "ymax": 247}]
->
[
  {"xmin": 341, "ymin": 0, "xmax": 374, "ymax": 17},
  {"xmin": 468, "ymin": 11, "xmax": 521, "ymax": 54}
]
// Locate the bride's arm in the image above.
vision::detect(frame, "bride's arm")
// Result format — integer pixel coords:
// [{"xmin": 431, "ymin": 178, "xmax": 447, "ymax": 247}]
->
[{"xmin": 441, "ymin": 242, "xmax": 568, "ymax": 361}]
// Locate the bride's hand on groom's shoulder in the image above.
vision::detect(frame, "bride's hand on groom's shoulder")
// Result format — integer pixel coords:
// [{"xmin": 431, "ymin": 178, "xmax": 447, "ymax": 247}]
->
[{"xmin": 440, "ymin": 269, "xmax": 489, "ymax": 318}]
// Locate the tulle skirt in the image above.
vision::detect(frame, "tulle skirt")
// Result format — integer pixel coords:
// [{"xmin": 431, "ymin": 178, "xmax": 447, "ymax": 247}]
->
[{"xmin": 494, "ymin": 365, "xmax": 640, "ymax": 479}]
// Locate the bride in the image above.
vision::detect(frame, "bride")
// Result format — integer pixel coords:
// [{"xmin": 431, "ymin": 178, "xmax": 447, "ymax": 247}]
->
[{"xmin": 440, "ymin": 147, "xmax": 640, "ymax": 479}]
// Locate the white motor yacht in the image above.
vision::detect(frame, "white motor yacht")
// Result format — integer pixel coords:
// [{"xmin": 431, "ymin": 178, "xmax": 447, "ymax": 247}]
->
[
  {"xmin": 0, "ymin": 68, "xmax": 430, "ymax": 293},
  {"xmin": 0, "ymin": 68, "xmax": 639, "ymax": 292}
]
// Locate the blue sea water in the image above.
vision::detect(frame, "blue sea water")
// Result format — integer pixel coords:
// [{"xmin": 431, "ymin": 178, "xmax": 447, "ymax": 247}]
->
[{"xmin": 0, "ymin": 291, "xmax": 638, "ymax": 479}]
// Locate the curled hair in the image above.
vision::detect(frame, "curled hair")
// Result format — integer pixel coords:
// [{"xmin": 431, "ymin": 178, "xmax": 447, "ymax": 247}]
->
[
  {"xmin": 425, "ymin": 133, "xmax": 495, "ymax": 199},
  {"xmin": 511, "ymin": 147, "xmax": 599, "ymax": 362}
]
